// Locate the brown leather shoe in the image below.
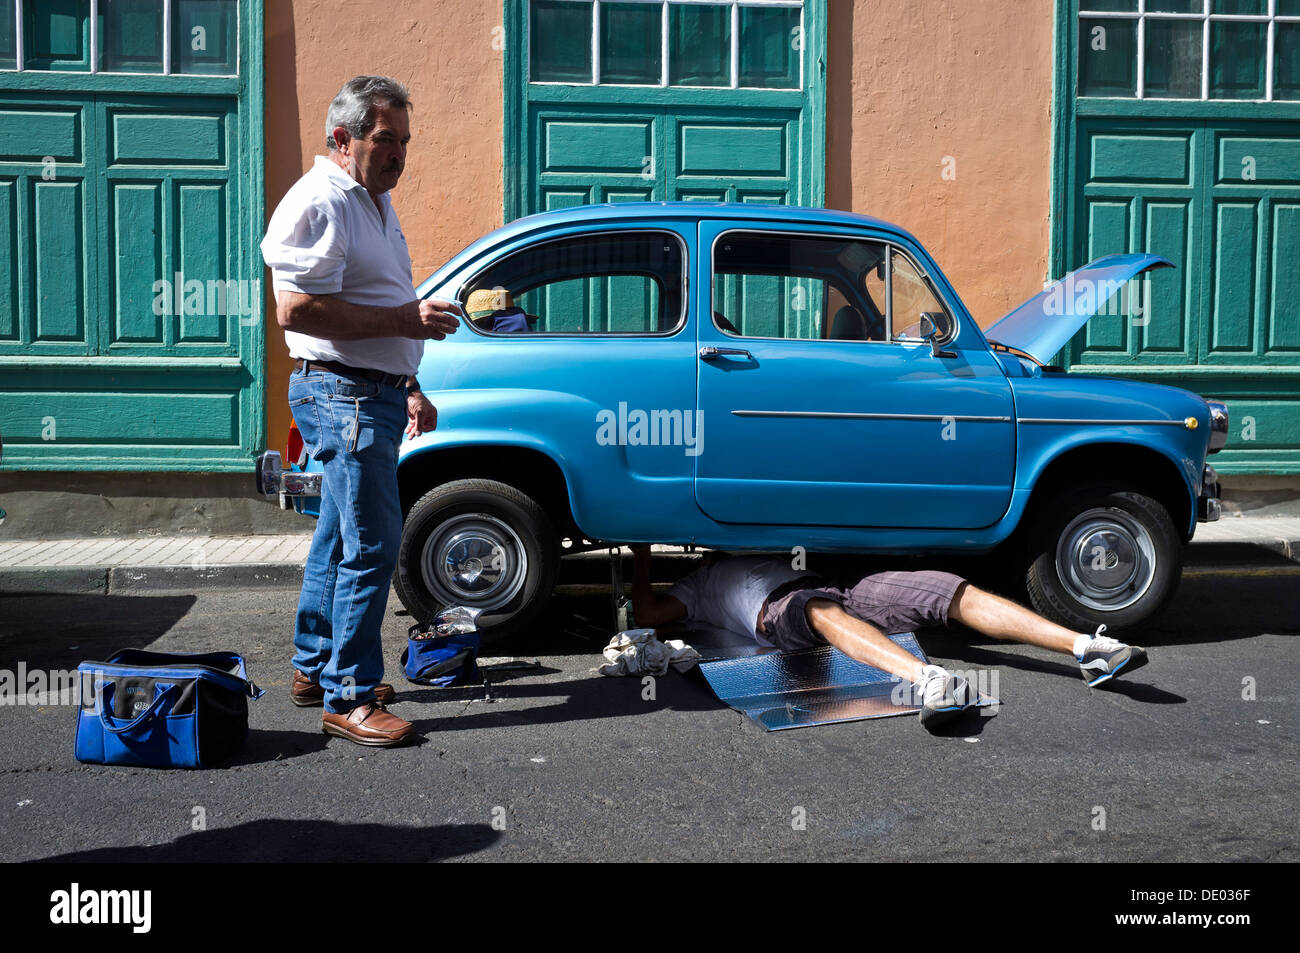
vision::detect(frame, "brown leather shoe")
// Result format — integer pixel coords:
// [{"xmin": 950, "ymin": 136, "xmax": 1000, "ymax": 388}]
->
[
  {"xmin": 291, "ymin": 669, "xmax": 395, "ymax": 707},
  {"xmin": 321, "ymin": 701, "xmax": 415, "ymax": 747}
]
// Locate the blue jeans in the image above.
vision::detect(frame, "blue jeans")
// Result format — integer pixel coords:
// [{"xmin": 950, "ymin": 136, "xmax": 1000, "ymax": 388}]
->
[{"xmin": 287, "ymin": 367, "xmax": 407, "ymax": 713}]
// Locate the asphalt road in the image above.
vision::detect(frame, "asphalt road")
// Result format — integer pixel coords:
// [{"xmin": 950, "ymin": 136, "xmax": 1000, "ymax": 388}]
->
[{"xmin": 0, "ymin": 552, "xmax": 1296, "ymax": 863}]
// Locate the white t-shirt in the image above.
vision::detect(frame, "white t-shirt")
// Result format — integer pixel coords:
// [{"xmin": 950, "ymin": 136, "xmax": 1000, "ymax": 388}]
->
[
  {"xmin": 260, "ymin": 155, "xmax": 424, "ymax": 375},
  {"xmin": 666, "ymin": 556, "xmax": 817, "ymax": 646}
]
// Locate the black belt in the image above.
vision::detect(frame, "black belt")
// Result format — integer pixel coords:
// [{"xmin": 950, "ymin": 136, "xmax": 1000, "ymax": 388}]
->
[{"xmin": 294, "ymin": 358, "xmax": 407, "ymax": 389}]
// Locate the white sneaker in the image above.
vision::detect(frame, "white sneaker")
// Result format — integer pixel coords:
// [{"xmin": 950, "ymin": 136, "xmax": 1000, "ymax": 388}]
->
[
  {"xmin": 1076, "ymin": 625, "xmax": 1149, "ymax": 687},
  {"xmin": 915, "ymin": 665, "xmax": 977, "ymax": 731}
]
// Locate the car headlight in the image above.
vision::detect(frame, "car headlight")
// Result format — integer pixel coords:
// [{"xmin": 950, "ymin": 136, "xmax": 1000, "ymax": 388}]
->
[{"xmin": 1206, "ymin": 400, "xmax": 1229, "ymax": 453}]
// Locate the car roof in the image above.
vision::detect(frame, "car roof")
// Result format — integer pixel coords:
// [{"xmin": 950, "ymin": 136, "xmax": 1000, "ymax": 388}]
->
[
  {"xmin": 419, "ymin": 202, "xmax": 916, "ymax": 293},
  {"xmin": 508, "ymin": 201, "xmax": 905, "ymax": 233}
]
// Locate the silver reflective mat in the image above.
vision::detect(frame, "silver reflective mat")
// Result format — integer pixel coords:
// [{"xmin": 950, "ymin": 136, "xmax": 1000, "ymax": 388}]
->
[{"xmin": 697, "ymin": 634, "xmax": 927, "ymax": 731}]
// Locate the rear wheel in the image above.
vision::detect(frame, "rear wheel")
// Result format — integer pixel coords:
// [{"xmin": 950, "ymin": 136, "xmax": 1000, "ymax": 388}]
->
[
  {"xmin": 1025, "ymin": 484, "xmax": 1182, "ymax": 633},
  {"xmin": 393, "ymin": 479, "xmax": 560, "ymax": 642}
]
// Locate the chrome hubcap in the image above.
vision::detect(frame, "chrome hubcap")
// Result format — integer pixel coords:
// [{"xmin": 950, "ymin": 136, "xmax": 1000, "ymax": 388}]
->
[
  {"xmin": 1056, "ymin": 508, "xmax": 1156, "ymax": 612},
  {"xmin": 421, "ymin": 513, "xmax": 527, "ymax": 611}
]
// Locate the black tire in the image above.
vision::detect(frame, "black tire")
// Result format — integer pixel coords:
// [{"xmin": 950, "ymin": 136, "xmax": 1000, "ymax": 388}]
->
[
  {"xmin": 1025, "ymin": 483, "xmax": 1182, "ymax": 633},
  {"xmin": 393, "ymin": 479, "xmax": 560, "ymax": 642}
]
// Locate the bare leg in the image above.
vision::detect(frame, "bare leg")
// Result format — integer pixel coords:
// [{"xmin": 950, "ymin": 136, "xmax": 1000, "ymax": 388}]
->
[
  {"xmin": 804, "ymin": 598, "xmax": 928, "ymax": 683},
  {"xmin": 948, "ymin": 582, "xmax": 1085, "ymax": 654}
]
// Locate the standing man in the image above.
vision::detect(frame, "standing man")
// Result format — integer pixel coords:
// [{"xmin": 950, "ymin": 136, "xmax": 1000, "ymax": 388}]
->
[{"xmin": 261, "ymin": 76, "xmax": 460, "ymax": 747}]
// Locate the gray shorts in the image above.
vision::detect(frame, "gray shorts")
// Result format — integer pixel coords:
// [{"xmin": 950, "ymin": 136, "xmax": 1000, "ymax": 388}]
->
[{"xmin": 759, "ymin": 571, "xmax": 966, "ymax": 653}]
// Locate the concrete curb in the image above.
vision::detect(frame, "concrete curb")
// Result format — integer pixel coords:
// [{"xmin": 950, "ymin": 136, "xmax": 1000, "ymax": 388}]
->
[
  {"xmin": 1191, "ymin": 539, "xmax": 1300, "ymax": 566},
  {"xmin": 0, "ymin": 549, "xmax": 696, "ymax": 594},
  {"xmin": 0, "ymin": 567, "xmax": 110, "ymax": 595},
  {"xmin": 2, "ymin": 534, "xmax": 1297, "ymax": 596},
  {"xmin": 107, "ymin": 563, "xmax": 307, "ymax": 592},
  {"xmin": 0, "ymin": 563, "xmax": 306, "ymax": 595}
]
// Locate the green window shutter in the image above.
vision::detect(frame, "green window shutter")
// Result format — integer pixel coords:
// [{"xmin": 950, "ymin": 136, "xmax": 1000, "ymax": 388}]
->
[
  {"xmin": 0, "ymin": 0, "xmax": 265, "ymax": 471},
  {"xmin": 1054, "ymin": 0, "xmax": 1300, "ymax": 474},
  {"xmin": 507, "ymin": 0, "xmax": 826, "ymax": 220}
]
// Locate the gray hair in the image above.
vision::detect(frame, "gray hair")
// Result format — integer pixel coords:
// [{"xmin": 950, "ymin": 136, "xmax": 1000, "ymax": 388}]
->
[{"xmin": 325, "ymin": 75, "xmax": 412, "ymax": 150}]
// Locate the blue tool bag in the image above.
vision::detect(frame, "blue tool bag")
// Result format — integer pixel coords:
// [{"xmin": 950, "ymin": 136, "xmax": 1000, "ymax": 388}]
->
[
  {"xmin": 75, "ymin": 650, "xmax": 264, "ymax": 769},
  {"xmin": 400, "ymin": 606, "xmax": 482, "ymax": 687}
]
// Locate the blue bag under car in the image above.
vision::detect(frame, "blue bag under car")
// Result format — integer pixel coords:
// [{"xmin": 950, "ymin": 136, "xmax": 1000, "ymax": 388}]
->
[
  {"xmin": 400, "ymin": 607, "xmax": 482, "ymax": 687},
  {"xmin": 75, "ymin": 649, "xmax": 264, "ymax": 769}
]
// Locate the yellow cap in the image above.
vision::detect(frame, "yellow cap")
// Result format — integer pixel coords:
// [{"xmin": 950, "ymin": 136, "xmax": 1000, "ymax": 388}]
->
[{"xmin": 466, "ymin": 288, "xmax": 515, "ymax": 318}]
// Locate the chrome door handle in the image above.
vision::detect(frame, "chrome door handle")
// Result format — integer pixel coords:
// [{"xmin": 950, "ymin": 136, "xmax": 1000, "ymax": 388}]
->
[{"xmin": 699, "ymin": 346, "xmax": 753, "ymax": 360}]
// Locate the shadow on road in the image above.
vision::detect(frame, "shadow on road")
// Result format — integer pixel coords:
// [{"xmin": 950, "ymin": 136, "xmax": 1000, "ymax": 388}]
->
[
  {"xmin": 229, "ymin": 727, "xmax": 331, "ymax": 764},
  {"xmin": 32, "ymin": 819, "xmax": 500, "ymax": 863},
  {"xmin": 407, "ymin": 667, "xmax": 725, "ymax": 734},
  {"xmin": 0, "ymin": 593, "xmax": 198, "ymax": 670}
]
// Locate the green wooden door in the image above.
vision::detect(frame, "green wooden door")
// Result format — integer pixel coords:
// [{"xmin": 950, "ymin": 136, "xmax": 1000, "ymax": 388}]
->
[
  {"xmin": 506, "ymin": 0, "xmax": 826, "ymax": 326},
  {"xmin": 1054, "ymin": 0, "xmax": 1300, "ymax": 474},
  {"xmin": 0, "ymin": 0, "xmax": 263, "ymax": 471}
]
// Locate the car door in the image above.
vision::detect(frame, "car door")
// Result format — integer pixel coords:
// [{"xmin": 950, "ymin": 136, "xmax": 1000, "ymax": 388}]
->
[
  {"xmin": 693, "ymin": 220, "xmax": 1017, "ymax": 530},
  {"xmin": 413, "ymin": 222, "xmax": 701, "ymax": 543}
]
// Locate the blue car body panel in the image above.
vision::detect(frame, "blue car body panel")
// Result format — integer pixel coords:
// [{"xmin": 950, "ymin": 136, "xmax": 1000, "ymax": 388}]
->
[
  {"xmin": 382, "ymin": 203, "xmax": 1215, "ymax": 551},
  {"xmin": 984, "ymin": 253, "xmax": 1173, "ymax": 366}
]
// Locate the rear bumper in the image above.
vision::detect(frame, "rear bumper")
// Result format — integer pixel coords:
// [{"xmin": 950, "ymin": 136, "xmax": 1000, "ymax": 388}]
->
[{"xmin": 255, "ymin": 451, "xmax": 322, "ymax": 509}]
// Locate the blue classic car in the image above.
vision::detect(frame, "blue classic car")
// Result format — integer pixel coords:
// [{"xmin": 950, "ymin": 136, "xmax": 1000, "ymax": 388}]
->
[{"xmin": 258, "ymin": 203, "xmax": 1228, "ymax": 637}]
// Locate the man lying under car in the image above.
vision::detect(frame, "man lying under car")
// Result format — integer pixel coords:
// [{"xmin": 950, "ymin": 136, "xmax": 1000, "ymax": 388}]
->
[{"xmin": 629, "ymin": 546, "xmax": 1149, "ymax": 731}]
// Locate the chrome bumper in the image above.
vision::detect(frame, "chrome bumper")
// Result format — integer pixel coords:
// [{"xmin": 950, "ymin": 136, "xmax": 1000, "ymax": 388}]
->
[
  {"xmin": 1197, "ymin": 464, "xmax": 1221, "ymax": 522},
  {"xmin": 255, "ymin": 451, "xmax": 322, "ymax": 508}
]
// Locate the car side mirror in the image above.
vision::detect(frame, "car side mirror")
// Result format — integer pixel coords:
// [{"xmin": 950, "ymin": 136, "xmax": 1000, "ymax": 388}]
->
[{"xmin": 919, "ymin": 311, "xmax": 957, "ymax": 358}]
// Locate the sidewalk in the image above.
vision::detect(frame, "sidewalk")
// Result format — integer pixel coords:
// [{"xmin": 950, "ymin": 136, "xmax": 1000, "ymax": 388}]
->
[
  {"xmin": 0, "ymin": 533, "xmax": 313, "ymax": 593},
  {"xmin": 1, "ymin": 518, "xmax": 1298, "ymax": 594}
]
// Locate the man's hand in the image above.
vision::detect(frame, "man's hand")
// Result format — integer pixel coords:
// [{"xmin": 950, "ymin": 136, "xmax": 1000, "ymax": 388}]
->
[
  {"xmin": 628, "ymin": 543, "xmax": 687, "ymax": 628},
  {"xmin": 405, "ymin": 298, "xmax": 461, "ymax": 340},
  {"xmin": 275, "ymin": 291, "xmax": 461, "ymax": 342},
  {"xmin": 405, "ymin": 391, "xmax": 437, "ymax": 437}
]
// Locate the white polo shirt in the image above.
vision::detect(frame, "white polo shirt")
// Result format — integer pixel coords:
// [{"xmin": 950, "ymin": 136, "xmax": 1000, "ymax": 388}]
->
[
  {"xmin": 261, "ymin": 155, "xmax": 423, "ymax": 376},
  {"xmin": 667, "ymin": 556, "xmax": 818, "ymax": 645}
]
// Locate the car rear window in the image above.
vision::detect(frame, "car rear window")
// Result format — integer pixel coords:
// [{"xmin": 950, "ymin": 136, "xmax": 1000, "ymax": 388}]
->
[{"xmin": 460, "ymin": 230, "xmax": 686, "ymax": 335}]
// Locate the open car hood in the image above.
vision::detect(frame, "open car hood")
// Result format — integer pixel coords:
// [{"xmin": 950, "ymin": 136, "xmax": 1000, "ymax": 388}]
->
[{"xmin": 984, "ymin": 253, "xmax": 1173, "ymax": 366}]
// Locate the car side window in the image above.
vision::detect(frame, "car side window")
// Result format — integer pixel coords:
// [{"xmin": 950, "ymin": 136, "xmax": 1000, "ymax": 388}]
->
[
  {"xmin": 712, "ymin": 232, "xmax": 889, "ymax": 342},
  {"xmin": 460, "ymin": 231, "xmax": 685, "ymax": 334},
  {"xmin": 889, "ymin": 249, "xmax": 950, "ymax": 341}
]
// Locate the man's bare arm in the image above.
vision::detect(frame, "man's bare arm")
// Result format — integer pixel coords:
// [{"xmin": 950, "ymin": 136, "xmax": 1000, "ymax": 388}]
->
[
  {"xmin": 275, "ymin": 290, "xmax": 460, "ymax": 341},
  {"xmin": 630, "ymin": 544, "xmax": 687, "ymax": 628}
]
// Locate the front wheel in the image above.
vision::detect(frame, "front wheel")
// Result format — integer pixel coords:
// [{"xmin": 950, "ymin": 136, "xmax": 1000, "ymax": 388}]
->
[
  {"xmin": 1025, "ymin": 484, "xmax": 1182, "ymax": 633},
  {"xmin": 393, "ymin": 479, "xmax": 560, "ymax": 642}
]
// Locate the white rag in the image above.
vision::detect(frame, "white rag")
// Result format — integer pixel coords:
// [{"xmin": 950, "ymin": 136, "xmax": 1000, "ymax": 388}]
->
[{"xmin": 595, "ymin": 628, "xmax": 701, "ymax": 677}]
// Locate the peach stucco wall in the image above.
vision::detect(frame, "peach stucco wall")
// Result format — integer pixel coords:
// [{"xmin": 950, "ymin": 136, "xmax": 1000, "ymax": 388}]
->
[
  {"xmin": 262, "ymin": 0, "xmax": 504, "ymax": 457},
  {"xmin": 825, "ymin": 0, "xmax": 1055, "ymax": 326},
  {"xmin": 262, "ymin": 1, "xmax": 1056, "ymax": 453}
]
